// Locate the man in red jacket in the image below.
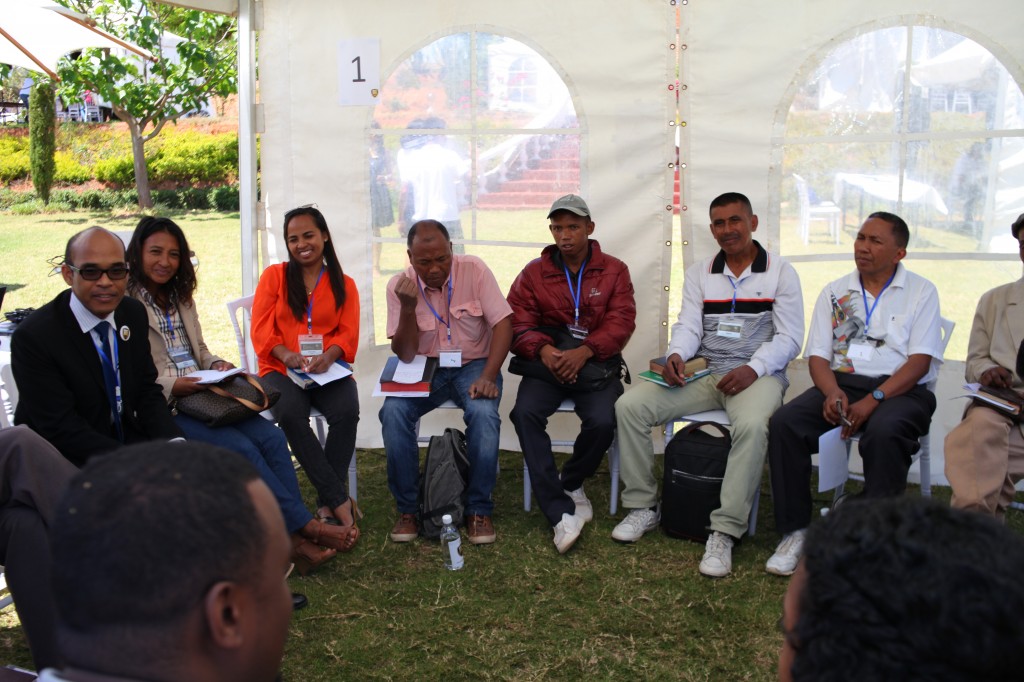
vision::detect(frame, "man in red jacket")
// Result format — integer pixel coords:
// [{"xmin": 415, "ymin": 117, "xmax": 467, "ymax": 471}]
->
[{"xmin": 507, "ymin": 195, "xmax": 636, "ymax": 553}]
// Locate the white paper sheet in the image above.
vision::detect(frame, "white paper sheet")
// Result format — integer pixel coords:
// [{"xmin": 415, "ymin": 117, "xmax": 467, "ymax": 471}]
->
[
  {"xmin": 817, "ymin": 427, "xmax": 850, "ymax": 492},
  {"xmin": 303, "ymin": 361, "xmax": 354, "ymax": 386},
  {"xmin": 393, "ymin": 355, "xmax": 427, "ymax": 383},
  {"xmin": 190, "ymin": 368, "xmax": 245, "ymax": 384}
]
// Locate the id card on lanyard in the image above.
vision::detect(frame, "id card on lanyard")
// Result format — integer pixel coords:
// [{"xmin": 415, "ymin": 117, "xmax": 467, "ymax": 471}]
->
[
  {"xmin": 164, "ymin": 308, "xmax": 198, "ymax": 370},
  {"xmin": 418, "ymin": 274, "xmax": 461, "ymax": 366},
  {"xmin": 716, "ymin": 274, "xmax": 744, "ymax": 339},
  {"xmin": 300, "ymin": 267, "xmax": 326, "ymax": 356},
  {"xmin": 849, "ymin": 272, "xmax": 896, "ymax": 361}
]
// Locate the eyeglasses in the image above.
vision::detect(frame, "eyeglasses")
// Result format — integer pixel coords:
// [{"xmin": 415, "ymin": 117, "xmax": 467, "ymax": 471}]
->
[{"xmin": 66, "ymin": 263, "xmax": 129, "ymax": 281}]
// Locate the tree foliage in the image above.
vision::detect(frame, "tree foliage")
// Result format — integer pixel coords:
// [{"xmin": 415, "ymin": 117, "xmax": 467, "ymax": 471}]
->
[
  {"xmin": 29, "ymin": 80, "xmax": 57, "ymax": 204},
  {"xmin": 56, "ymin": 0, "xmax": 236, "ymax": 207}
]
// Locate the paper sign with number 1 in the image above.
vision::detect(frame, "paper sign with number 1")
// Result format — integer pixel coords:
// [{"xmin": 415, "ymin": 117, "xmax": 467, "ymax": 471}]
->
[{"xmin": 337, "ymin": 38, "xmax": 381, "ymax": 106}]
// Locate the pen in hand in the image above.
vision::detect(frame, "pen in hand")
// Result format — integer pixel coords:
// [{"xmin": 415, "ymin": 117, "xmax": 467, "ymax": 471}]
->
[{"xmin": 836, "ymin": 399, "xmax": 852, "ymax": 427}]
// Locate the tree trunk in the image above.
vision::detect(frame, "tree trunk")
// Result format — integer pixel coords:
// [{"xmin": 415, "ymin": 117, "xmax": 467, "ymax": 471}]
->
[{"xmin": 126, "ymin": 120, "xmax": 153, "ymax": 208}]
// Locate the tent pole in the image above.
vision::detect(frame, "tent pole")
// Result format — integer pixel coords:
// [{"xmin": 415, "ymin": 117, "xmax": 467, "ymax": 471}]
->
[{"xmin": 237, "ymin": 0, "xmax": 259, "ymax": 297}]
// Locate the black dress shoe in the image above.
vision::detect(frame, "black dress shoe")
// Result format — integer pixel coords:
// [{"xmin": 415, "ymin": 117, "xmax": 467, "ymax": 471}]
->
[{"xmin": 292, "ymin": 592, "xmax": 308, "ymax": 611}]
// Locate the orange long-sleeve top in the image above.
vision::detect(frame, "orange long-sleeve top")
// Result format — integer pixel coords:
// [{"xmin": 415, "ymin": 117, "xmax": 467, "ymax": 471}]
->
[{"xmin": 251, "ymin": 262, "xmax": 360, "ymax": 377}]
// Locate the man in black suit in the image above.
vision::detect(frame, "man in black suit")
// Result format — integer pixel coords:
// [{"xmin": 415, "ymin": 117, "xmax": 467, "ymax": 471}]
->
[{"xmin": 12, "ymin": 227, "xmax": 182, "ymax": 466}]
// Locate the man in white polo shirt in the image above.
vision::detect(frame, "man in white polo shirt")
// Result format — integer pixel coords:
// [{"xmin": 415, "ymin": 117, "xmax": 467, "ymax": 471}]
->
[{"xmin": 766, "ymin": 211, "xmax": 943, "ymax": 576}]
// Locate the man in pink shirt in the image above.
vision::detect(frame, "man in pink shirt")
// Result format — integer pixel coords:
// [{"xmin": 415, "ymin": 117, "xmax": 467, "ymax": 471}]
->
[{"xmin": 380, "ymin": 220, "xmax": 513, "ymax": 544}]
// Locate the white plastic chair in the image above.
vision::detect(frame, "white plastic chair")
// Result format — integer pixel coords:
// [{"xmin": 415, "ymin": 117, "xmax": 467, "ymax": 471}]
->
[
  {"xmin": 0, "ymin": 363, "xmax": 16, "ymax": 430},
  {"xmin": 522, "ymin": 398, "xmax": 622, "ymax": 515},
  {"xmin": 793, "ymin": 173, "xmax": 842, "ymax": 245},
  {"xmin": 665, "ymin": 410, "xmax": 760, "ymax": 536},
  {"xmin": 835, "ymin": 316, "xmax": 956, "ymax": 501},
  {"xmin": 0, "ymin": 568, "xmax": 13, "ymax": 611},
  {"xmin": 226, "ymin": 295, "xmax": 357, "ymax": 499}
]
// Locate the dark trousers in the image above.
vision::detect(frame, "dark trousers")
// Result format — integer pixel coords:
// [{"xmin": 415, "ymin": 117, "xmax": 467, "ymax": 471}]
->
[
  {"xmin": 768, "ymin": 372, "xmax": 936, "ymax": 534},
  {"xmin": 510, "ymin": 377, "xmax": 622, "ymax": 526},
  {"xmin": 263, "ymin": 372, "xmax": 359, "ymax": 511},
  {"xmin": 0, "ymin": 425, "xmax": 79, "ymax": 670}
]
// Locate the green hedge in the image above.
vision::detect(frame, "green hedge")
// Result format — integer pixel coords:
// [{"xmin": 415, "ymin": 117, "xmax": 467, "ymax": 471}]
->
[
  {"xmin": 0, "ymin": 138, "xmax": 29, "ymax": 182},
  {"xmin": 54, "ymin": 152, "xmax": 91, "ymax": 184},
  {"xmin": 0, "ymin": 185, "xmax": 239, "ymax": 212},
  {"xmin": 92, "ymin": 132, "xmax": 238, "ymax": 187},
  {"xmin": 93, "ymin": 155, "xmax": 136, "ymax": 185}
]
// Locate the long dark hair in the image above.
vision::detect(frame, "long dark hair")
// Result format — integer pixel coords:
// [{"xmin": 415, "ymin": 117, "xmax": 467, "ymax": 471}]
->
[
  {"xmin": 126, "ymin": 216, "xmax": 197, "ymax": 307},
  {"xmin": 283, "ymin": 205, "xmax": 347, "ymax": 320}
]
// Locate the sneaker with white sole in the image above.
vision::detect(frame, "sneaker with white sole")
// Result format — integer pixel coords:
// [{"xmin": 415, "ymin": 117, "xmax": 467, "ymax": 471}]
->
[
  {"xmin": 611, "ymin": 507, "xmax": 660, "ymax": 542},
  {"xmin": 553, "ymin": 512, "xmax": 584, "ymax": 554},
  {"xmin": 766, "ymin": 529, "xmax": 807, "ymax": 576},
  {"xmin": 565, "ymin": 486, "xmax": 593, "ymax": 522},
  {"xmin": 699, "ymin": 531, "xmax": 734, "ymax": 578}
]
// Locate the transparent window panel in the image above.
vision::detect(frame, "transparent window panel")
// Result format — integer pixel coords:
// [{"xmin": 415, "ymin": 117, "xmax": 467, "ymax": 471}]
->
[
  {"xmin": 392, "ymin": 135, "xmax": 472, "ymax": 237},
  {"xmin": 375, "ymin": 33, "xmax": 472, "ymax": 130},
  {"xmin": 781, "ymin": 142, "xmax": 894, "ymax": 255},
  {"xmin": 916, "ymin": 136, "xmax": 1024, "ymax": 252},
  {"xmin": 788, "ymin": 27, "xmax": 908, "ymax": 137},
  {"xmin": 369, "ymin": 31, "xmax": 582, "ymax": 346},
  {"xmin": 474, "ymin": 133, "xmax": 581, "ymax": 243},
  {"xmin": 909, "ymin": 28, "xmax": 1024, "ymax": 133},
  {"xmin": 475, "ymin": 35, "xmax": 578, "ymax": 130}
]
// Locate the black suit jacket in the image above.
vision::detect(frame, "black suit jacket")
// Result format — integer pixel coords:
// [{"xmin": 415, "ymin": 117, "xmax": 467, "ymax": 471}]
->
[{"xmin": 12, "ymin": 290, "xmax": 183, "ymax": 466}]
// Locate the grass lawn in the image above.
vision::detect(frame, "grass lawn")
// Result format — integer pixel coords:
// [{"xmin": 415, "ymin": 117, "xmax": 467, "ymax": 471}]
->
[
  {"xmin": 2, "ymin": 210, "xmax": 1023, "ymax": 679},
  {"xmin": 0, "ymin": 211, "xmax": 243, "ymax": 359}
]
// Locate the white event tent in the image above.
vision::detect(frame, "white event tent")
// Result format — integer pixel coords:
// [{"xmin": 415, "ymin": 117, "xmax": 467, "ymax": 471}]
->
[{"xmin": 164, "ymin": 0, "xmax": 1024, "ymax": 488}]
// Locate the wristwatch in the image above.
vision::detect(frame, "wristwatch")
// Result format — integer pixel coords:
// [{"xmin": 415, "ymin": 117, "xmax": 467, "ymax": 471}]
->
[{"xmin": 871, "ymin": 389, "xmax": 885, "ymax": 401}]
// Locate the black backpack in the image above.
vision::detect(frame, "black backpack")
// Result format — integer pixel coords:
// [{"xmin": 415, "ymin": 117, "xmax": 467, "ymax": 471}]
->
[
  {"xmin": 419, "ymin": 428, "xmax": 471, "ymax": 539},
  {"xmin": 661, "ymin": 421, "xmax": 731, "ymax": 542}
]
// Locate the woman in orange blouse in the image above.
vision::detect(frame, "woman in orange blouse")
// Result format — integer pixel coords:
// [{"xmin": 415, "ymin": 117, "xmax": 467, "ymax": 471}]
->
[{"xmin": 252, "ymin": 206, "xmax": 363, "ymax": 543}]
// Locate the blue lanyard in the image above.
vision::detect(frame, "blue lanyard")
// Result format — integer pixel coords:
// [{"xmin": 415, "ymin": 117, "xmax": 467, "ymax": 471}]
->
[
  {"xmin": 417, "ymin": 275, "xmax": 453, "ymax": 342},
  {"xmin": 860, "ymin": 270, "xmax": 896, "ymax": 332},
  {"xmin": 726, "ymin": 275, "xmax": 741, "ymax": 314},
  {"xmin": 563, "ymin": 259, "xmax": 588, "ymax": 325},
  {"xmin": 306, "ymin": 267, "xmax": 325, "ymax": 334},
  {"xmin": 164, "ymin": 308, "xmax": 177, "ymax": 343}
]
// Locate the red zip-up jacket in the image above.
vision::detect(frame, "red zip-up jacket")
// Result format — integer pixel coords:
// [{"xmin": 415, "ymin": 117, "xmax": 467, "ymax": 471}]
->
[{"xmin": 507, "ymin": 239, "xmax": 636, "ymax": 361}]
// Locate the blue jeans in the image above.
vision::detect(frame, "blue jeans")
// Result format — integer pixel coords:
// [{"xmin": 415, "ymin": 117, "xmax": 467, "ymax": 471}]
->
[
  {"xmin": 174, "ymin": 412, "xmax": 313, "ymax": 533},
  {"xmin": 379, "ymin": 359, "xmax": 501, "ymax": 516}
]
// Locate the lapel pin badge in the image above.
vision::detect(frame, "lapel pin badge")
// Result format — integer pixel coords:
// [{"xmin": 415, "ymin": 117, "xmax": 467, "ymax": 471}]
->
[{"xmin": 119, "ymin": 325, "xmax": 130, "ymax": 341}]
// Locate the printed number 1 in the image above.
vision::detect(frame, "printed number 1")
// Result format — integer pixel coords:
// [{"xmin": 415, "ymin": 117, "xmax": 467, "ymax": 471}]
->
[{"xmin": 352, "ymin": 56, "xmax": 366, "ymax": 83}]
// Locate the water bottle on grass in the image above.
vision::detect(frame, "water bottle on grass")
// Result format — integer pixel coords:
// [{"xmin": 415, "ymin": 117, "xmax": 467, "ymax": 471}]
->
[{"xmin": 440, "ymin": 514, "xmax": 464, "ymax": 571}]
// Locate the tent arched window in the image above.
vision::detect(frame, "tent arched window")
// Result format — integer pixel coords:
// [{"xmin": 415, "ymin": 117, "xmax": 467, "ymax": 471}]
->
[
  {"xmin": 366, "ymin": 30, "xmax": 582, "ymax": 345},
  {"xmin": 772, "ymin": 21, "xmax": 1024, "ymax": 359}
]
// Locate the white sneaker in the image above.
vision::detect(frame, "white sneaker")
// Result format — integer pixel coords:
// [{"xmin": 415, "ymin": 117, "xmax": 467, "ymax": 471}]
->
[
  {"xmin": 565, "ymin": 486, "xmax": 593, "ymax": 522},
  {"xmin": 611, "ymin": 507, "xmax": 660, "ymax": 542},
  {"xmin": 553, "ymin": 512, "xmax": 584, "ymax": 554},
  {"xmin": 699, "ymin": 531, "xmax": 734, "ymax": 578},
  {"xmin": 766, "ymin": 529, "xmax": 807, "ymax": 576}
]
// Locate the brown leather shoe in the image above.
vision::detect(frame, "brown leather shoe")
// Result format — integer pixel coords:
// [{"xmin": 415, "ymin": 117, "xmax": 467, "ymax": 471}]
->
[
  {"xmin": 390, "ymin": 513, "xmax": 420, "ymax": 542},
  {"xmin": 466, "ymin": 514, "xmax": 496, "ymax": 544}
]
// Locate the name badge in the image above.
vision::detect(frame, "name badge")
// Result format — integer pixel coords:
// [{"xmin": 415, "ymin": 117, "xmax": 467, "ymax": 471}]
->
[
  {"xmin": 847, "ymin": 339, "xmax": 875, "ymax": 361},
  {"xmin": 716, "ymin": 317, "xmax": 743, "ymax": 339},
  {"xmin": 439, "ymin": 348, "xmax": 462, "ymax": 367},
  {"xmin": 567, "ymin": 323, "xmax": 589, "ymax": 340},
  {"xmin": 168, "ymin": 346, "xmax": 198, "ymax": 371},
  {"xmin": 299, "ymin": 334, "xmax": 324, "ymax": 357}
]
